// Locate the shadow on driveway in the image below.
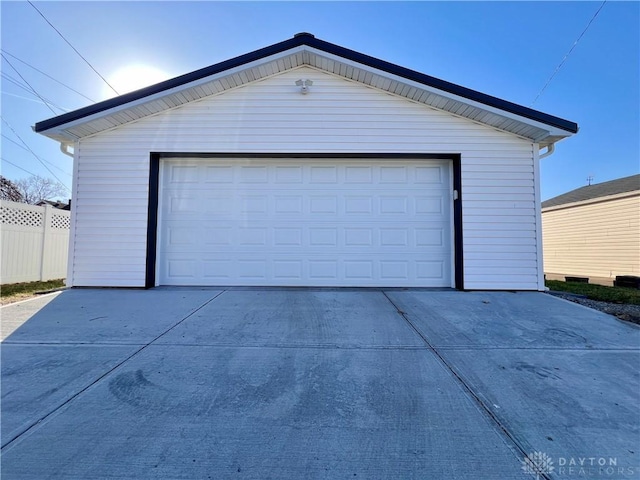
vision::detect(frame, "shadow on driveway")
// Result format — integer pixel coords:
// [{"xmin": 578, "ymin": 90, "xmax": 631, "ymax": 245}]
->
[{"xmin": 2, "ymin": 288, "xmax": 639, "ymax": 479}]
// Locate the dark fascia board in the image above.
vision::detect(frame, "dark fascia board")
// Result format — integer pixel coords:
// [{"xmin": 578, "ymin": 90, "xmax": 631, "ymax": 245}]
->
[{"xmin": 35, "ymin": 32, "xmax": 578, "ymax": 134}]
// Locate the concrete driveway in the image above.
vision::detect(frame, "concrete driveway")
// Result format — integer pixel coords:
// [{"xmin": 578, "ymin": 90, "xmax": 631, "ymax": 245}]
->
[{"xmin": 1, "ymin": 288, "xmax": 639, "ymax": 479}]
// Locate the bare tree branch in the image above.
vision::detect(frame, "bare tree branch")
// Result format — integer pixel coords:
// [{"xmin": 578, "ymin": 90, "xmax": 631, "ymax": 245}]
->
[
  {"xmin": 0, "ymin": 175, "xmax": 24, "ymax": 202},
  {"xmin": 13, "ymin": 175, "xmax": 67, "ymax": 204}
]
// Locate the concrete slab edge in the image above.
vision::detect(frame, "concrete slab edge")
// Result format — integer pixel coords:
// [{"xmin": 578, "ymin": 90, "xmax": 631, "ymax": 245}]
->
[
  {"xmin": 0, "ymin": 291, "xmax": 62, "ymax": 309},
  {"xmin": 545, "ymin": 294, "xmax": 640, "ymax": 329}
]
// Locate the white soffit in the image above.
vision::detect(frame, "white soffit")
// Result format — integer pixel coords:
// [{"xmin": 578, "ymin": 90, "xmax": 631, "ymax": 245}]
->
[{"xmin": 41, "ymin": 46, "xmax": 567, "ymax": 145}]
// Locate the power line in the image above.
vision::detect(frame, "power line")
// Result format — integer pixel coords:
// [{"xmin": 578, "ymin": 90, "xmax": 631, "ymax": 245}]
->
[
  {"xmin": 1, "ymin": 53, "xmax": 58, "ymax": 114},
  {"xmin": 0, "ymin": 117, "xmax": 72, "ymax": 191},
  {"xmin": 1, "ymin": 132, "xmax": 71, "ymax": 176},
  {"xmin": 1, "ymin": 49, "xmax": 96, "ymax": 103},
  {"xmin": 1, "ymin": 157, "xmax": 40, "ymax": 177},
  {"xmin": 531, "ymin": 1, "xmax": 607, "ymax": 106},
  {"xmin": 2, "ymin": 72, "xmax": 69, "ymax": 112},
  {"xmin": 2, "ymin": 133, "xmax": 30, "ymax": 152},
  {"xmin": 1, "ymin": 89, "xmax": 69, "ymax": 110},
  {"xmin": 27, "ymin": 0, "xmax": 119, "ymax": 96},
  {"xmin": 2, "ymin": 71, "xmax": 66, "ymax": 110},
  {"xmin": 2, "ymin": 133, "xmax": 71, "ymax": 177}
]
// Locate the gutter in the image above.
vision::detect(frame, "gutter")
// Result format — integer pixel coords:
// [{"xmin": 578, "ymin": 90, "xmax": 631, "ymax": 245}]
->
[
  {"xmin": 59, "ymin": 142, "xmax": 74, "ymax": 157},
  {"xmin": 539, "ymin": 143, "xmax": 555, "ymax": 159}
]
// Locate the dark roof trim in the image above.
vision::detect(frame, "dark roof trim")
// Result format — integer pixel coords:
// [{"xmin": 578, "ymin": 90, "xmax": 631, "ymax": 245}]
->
[{"xmin": 35, "ymin": 32, "xmax": 578, "ymax": 134}]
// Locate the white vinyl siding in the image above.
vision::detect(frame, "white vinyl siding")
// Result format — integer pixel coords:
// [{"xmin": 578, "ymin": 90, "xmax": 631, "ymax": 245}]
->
[
  {"xmin": 72, "ymin": 66, "xmax": 537, "ymax": 288},
  {"xmin": 542, "ymin": 194, "xmax": 640, "ymax": 280}
]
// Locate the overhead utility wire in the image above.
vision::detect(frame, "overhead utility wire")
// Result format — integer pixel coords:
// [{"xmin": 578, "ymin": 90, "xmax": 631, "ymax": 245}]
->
[
  {"xmin": 1, "ymin": 157, "xmax": 40, "ymax": 177},
  {"xmin": 2, "ymin": 129, "xmax": 71, "ymax": 175},
  {"xmin": 27, "ymin": 0, "xmax": 119, "ymax": 95},
  {"xmin": 531, "ymin": 0, "xmax": 606, "ymax": 106},
  {"xmin": 1, "ymin": 49, "xmax": 96, "ymax": 103},
  {"xmin": 0, "ymin": 117, "xmax": 71, "ymax": 191},
  {"xmin": 2, "ymin": 72, "xmax": 68, "ymax": 112},
  {"xmin": 2, "ymin": 89, "xmax": 68, "ymax": 110},
  {"xmin": 3, "ymin": 133, "xmax": 32, "ymax": 152},
  {"xmin": 2, "ymin": 71, "xmax": 65, "ymax": 108},
  {"xmin": 1, "ymin": 132, "xmax": 71, "ymax": 176},
  {"xmin": 1, "ymin": 53, "xmax": 58, "ymax": 114},
  {"xmin": 2, "ymin": 127, "xmax": 71, "ymax": 177}
]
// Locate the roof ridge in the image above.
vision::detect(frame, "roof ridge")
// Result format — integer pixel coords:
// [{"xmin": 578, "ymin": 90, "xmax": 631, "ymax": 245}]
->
[{"xmin": 35, "ymin": 33, "xmax": 578, "ymax": 135}]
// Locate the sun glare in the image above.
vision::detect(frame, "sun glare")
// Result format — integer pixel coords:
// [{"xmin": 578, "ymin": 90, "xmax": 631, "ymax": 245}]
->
[{"xmin": 103, "ymin": 65, "xmax": 170, "ymax": 98}]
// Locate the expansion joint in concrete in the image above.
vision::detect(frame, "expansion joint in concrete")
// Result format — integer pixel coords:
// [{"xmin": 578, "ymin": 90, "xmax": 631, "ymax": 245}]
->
[{"xmin": 380, "ymin": 290, "xmax": 552, "ymax": 480}]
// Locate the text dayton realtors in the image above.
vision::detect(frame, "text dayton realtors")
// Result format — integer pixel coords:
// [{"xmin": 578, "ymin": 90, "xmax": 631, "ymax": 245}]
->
[{"xmin": 556, "ymin": 456, "xmax": 637, "ymax": 477}]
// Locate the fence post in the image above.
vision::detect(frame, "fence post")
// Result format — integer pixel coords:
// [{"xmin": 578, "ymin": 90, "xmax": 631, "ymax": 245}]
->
[{"xmin": 40, "ymin": 204, "xmax": 53, "ymax": 281}]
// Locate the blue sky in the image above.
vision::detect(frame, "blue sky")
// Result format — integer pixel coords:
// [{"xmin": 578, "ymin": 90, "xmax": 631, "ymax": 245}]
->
[{"xmin": 1, "ymin": 1, "xmax": 638, "ymax": 200}]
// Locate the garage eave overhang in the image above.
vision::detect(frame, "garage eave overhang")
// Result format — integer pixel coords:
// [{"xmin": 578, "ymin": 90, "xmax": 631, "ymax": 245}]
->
[{"xmin": 35, "ymin": 33, "xmax": 578, "ymax": 145}]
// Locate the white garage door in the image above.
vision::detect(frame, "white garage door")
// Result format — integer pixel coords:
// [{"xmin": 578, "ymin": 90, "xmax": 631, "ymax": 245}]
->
[{"xmin": 158, "ymin": 158, "xmax": 452, "ymax": 287}]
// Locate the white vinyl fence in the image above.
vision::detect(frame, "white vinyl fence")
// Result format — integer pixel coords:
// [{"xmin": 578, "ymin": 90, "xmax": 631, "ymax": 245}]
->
[{"xmin": 1, "ymin": 200, "xmax": 70, "ymax": 284}]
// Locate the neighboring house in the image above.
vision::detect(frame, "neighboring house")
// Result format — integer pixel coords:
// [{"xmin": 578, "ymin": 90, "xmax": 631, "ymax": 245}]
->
[
  {"xmin": 36, "ymin": 200, "xmax": 70, "ymax": 211},
  {"xmin": 35, "ymin": 33, "xmax": 578, "ymax": 290},
  {"xmin": 542, "ymin": 174, "xmax": 640, "ymax": 285}
]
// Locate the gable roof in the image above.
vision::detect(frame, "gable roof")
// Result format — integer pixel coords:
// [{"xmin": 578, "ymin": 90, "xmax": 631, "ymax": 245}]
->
[
  {"xmin": 542, "ymin": 174, "xmax": 640, "ymax": 209},
  {"xmin": 35, "ymin": 32, "xmax": 578, "ymax": 145}
]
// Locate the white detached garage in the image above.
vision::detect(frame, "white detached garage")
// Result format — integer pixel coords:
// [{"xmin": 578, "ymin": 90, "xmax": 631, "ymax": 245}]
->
[{"xmin": 35, "ymin": 33, "xmax": 577, "ymax": 290}]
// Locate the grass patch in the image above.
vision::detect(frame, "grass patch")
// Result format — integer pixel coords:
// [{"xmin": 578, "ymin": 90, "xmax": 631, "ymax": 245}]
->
[
  {"xmin": 1, "ymin": 279, "xmax": 65, "ymax": 298},
  {"xmin": 546, "ymin": 280, "xmax": 640, "ymax": 305}
]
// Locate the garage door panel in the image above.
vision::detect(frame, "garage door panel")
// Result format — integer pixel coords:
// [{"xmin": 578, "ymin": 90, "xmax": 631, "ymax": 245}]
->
[
  {"xmin": 273, "ymin": 260, "xmax": 303, "ymax": 279},
  {"xmin": 416, "ymin": 196, "xmax": 444, "ymax": 214},
  {"xmin": 417, "ymin": 261, "xmax": 445, "ymax": 279},
  {"xmin": 167, "ymin": 259, "xmax": 197, "ymax": 279},
  {"xmin": 310, "ymin": 196, "xmax": 338, "ymax": 214},
  {"xmin": 275, "ymin": 196, "xmax": 303, "ymax": 214},
  {"xmin": 163, "ymin": 224, "xmax": 449, "ymax": 251},
  {"xmin": 167, "ymin": 165, "xmax": 199, "ymax": 183},
  {"xmin": 379, "ymin": 166, "xmax": 409, "ymax": 183},
  {"xmin": 202, "ymin": 260, "xmax": 232, "ymax": 279},
  {"xmin": 416, "ymin": 228, "xmax": 445, "ymax": 247},
  {"xmin": 206, "ymin": 196, "xmax": 235, "ymax": 214},
  {"xmin": 204, "ymin": 165, "xmax": 234, "ymax": 183},
  {"xmin": 163, "ymin": 191, "xmax": 449, "ymax": 218},
  {"xmin": 274, "ymin": 166, "xmax": 303, "ymax": 183},
  {"xmin": 415, "ymin": 165, "xmax": 444, "ymax": 183},
  {"xmin": 345, "ymin": 166, "xmax": 373, "ymax": 183},
  {"xmin": 239, "ymin": 196, "xmax": 269, "ymax": 214},
  {"xmin": 274, "ymin": 228, "xmax": 303, "ymax": 246},
  {"xmin": 161, "ymin": 254, "xmax": 452, "ymax": 286},
  {"xmin": 239, "ymin": 166, "xmax": 269, "ymax": 183},
  {"xmin": 310, "ymin": 166, "xmax": 338, "ymax": 183},
  {"xmin": 158, "ymin": 159, "xmax": 452, "ymax": 287},
  {"xmin": 344, "ymin": 260, "xmax": 374, "ymax": 279},
  {"xmin": 204, "ymin": 227, "xmax": 233, "ymax": 245}
]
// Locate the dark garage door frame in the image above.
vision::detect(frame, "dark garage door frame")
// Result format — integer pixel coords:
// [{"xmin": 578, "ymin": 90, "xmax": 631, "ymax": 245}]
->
[{"xmin": 145, "ymin": 152, "xmax": 464, "ymax": 290}]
